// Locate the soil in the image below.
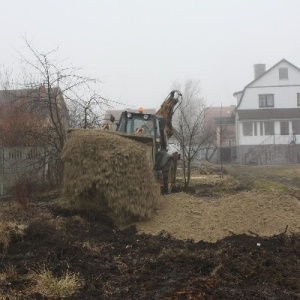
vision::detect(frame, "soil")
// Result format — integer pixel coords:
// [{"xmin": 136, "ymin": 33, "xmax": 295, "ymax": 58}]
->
[
  {"xmin": 1, "ymin": 165, "xmax": 300, "ymax": 299},
  {"xmin": 136, "ymin": 190, "xmax": 300, "ymax": 242}
]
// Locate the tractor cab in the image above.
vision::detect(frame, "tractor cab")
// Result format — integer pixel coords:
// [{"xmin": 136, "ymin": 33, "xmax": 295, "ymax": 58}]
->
[{"xmin": 117, "ymin": 111, "xmax": 169, "ymax": 153}]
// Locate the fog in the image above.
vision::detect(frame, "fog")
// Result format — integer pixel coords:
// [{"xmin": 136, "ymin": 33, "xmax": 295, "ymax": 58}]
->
[{"xmin": 1, "ymin": 0, "xmax": 300, "ymax": 109}]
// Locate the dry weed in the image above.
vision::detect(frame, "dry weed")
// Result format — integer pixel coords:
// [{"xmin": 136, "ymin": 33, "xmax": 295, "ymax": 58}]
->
[
  {"xmin": 0, "ymin": 224, "xmax": 10, "ymax": 252},
  {"xmin": 0, "ymin": 264, "xmax": 18, "ymax": 284},
  {"xmin": 81, "ymin": 240, "xmax": 115, "ymax": 253},
  {"xmin": 5, "ymin": 264, "xmax": 17, "ymax": 281},
  {"xmin": 33, "ymin": 268, "xmax": 82, "ymax": 298},
  {"xmin": 72, "ymin": 215, "xmax": 88, "ymax": 227},
  {"xmin": 0, "ymin": 272, "xmax": 6, "ymax": 281},
  {"xmin": 82, "ymin": 240, "xmax": 99, "ymax": 252},
  {"xmin": 13, "ymin": 178, "xmax": 34, "ymax": 209}
]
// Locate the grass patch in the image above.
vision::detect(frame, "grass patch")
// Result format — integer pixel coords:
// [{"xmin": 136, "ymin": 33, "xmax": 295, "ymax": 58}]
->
[
  {"xmin": 226, "ymin": 164, "xmax": 300, "ymax": 178},
  {"xmin": 33, "ymin": 269, "xmax": 82, "ymax": 298},
  {"xmin": 253, "ymin": 179, "xmax": 289, "ymax": 192}
]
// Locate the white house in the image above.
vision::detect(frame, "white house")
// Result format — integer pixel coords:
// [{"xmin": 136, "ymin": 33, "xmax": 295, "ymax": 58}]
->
[{"xmin": 234, "ymin": 59, "xmax": 300, "ymax": 164}]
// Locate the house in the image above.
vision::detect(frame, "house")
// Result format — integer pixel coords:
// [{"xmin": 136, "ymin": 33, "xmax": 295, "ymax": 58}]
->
[
  {"xmin": 0, "ymin": 86, "xmax": 69, "ymax": 196},
  {"xmin": 202, "ymin": 105, "xmax": 236, "ymax": 162},
  {"xmin": 234, "ymin": 59, "xmax": 300, "ymax": 164},
  {"xmin": 204, "ymin": 106, "xmax": 236, "ymax": 147}
]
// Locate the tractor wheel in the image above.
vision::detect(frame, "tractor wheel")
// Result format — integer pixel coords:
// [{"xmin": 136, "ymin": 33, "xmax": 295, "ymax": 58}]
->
[{"xmin": 162, "ymin": 159, "xmax": 175, "ymax": 194}]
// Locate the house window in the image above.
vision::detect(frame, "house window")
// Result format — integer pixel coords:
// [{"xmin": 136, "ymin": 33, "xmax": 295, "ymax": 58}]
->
[
  {"xmin": 297, "ymin": 93, "xmax": 300, "ymax": 106},
  {"xmin": 243, "ymin": 122, "xmax": 253, "ymax": 136},
  {"xmin": 259, "ymin": 94, "xmax": 274, "ymax": 107},
  {"xmin": 292, "ymin": 120, "xmax": 300, "ymax": 135},
  {"xmin": 280, "ymin": 121, "xmax": 289, "ymax": 135},
  {"xmin": 279, "ymin": 68, "xmax": 288, "ymax": 80},
  {"xmin": 264, "ymin": 121, "xmax": 274, "ymax": 135}
]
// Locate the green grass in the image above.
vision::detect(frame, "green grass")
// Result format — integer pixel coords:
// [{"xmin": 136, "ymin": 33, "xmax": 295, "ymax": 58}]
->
[
  {"xmin": 226, "ymin": 164, "xmax": 300, "ymax": 178},
  {"xmin": 253, "ymin": 179, "xmax": 289, "ymax": 192}
]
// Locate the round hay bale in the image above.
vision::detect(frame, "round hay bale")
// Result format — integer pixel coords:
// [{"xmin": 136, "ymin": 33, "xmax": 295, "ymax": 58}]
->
[{"xmin": 61, "ymin": 129, "xmax": 160, "ymax": 223}]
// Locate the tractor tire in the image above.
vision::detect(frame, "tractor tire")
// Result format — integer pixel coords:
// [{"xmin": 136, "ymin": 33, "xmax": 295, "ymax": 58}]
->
[{"xmin": 162, "ymin": 159, "xmax": 175, "ymax": 194}]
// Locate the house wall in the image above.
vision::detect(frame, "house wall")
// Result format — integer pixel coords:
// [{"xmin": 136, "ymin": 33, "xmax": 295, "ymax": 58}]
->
[
  {"xmin": 236, "ymin": 60, "xmax": 300, "ymax": 148},
  {"xmin": 239, "ymin": 86, "xmax": 300, "ymax": 110},
  {"xmin": 237, "ymin": 120, "xmax": 298, "ymax": 145},
  {"xmin": 235, "ymin": 60, "xmax": 300, "ymax": 164},
  {"xmin": 248, "ymin": 61, "xmax": 300, "ymax": 87}
]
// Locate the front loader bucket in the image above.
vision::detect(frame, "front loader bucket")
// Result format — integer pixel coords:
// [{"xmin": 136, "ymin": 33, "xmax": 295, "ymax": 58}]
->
[{"xmin": 117, "ymin": 132, "xmax": 154, "ymax": 146}]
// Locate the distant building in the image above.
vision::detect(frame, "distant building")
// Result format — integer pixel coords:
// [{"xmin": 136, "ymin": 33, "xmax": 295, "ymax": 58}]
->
[
  {"xmin": 234, "ymin": 59, "xmax": 300, "ymax": 164},
  {"xmin": 0, "ymin": 86, "xmax": 69, "ymax": 195},
  {"xmin": 201, "ymin": 105, "xmax": 236, "ymax": 163}
]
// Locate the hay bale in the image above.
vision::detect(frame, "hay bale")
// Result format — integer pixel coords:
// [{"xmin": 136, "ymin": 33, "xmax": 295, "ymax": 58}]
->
[{"xmin": 61, "ymin": 129, "xmax": 160, "ymax": 223}]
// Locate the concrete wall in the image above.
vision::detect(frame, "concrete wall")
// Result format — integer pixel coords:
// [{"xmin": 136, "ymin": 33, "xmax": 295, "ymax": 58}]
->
[{"xmin": 0, "ymin": 147, "xmax": 49, "ymax": 196}]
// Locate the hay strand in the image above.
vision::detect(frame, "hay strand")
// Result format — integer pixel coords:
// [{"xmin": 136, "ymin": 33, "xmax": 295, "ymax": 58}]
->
[{"xmin": 61, "ymin": 129, "xmax": 160, "ymax": 223}]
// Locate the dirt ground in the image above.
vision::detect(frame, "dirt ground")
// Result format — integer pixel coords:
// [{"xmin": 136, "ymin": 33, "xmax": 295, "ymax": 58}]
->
[
  {"xmin": 136, "ymin": 190, "xmax": 300, "ymax": 242},
  {"xmin": 1, "ymin": 164, "xmax": 300, "ymax": 299}
]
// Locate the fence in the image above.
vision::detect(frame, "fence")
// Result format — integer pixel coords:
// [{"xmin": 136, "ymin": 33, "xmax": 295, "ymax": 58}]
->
[{"xmin": 0, "ymin": 147, "xmax": 50, "ymax": 196}]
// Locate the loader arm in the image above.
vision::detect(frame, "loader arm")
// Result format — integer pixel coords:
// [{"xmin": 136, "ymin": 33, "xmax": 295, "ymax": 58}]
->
[{"xmin": 156, "ymin": 90, "xmax": 182, "ymax": 139}]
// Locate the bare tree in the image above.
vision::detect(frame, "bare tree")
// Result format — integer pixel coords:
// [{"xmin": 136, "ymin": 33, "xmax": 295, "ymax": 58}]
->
[
  {"xmin": 0, "ymin": 39, "xmax": 112, "ymax": 188},
  {"xmin": 67, "ymin": 91, "xmax": 112, "ymax": 129},
  {"xmin": 173, "ymin": 80, "xmax": 215, "ymax": 189}
]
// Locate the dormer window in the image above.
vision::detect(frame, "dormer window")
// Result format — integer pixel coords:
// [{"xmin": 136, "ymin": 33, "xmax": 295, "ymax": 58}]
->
[
  {"xmin": 259, "ymin": 94, "xmax": 274, "ymax": 107},
  {"xmin": 279, "ymin": 68, "xmax": 288, "ymax": 79}
]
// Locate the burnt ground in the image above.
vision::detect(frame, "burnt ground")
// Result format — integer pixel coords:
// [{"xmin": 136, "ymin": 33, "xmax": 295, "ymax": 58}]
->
[{"xmin": 1, "ymin": 166, "xmax": 300, "ymax": 299}]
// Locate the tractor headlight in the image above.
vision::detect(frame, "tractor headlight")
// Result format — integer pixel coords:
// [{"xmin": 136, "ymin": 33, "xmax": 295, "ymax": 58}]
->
[
  {"xmin": 127, "ymin": 112, "xmax": 132, "ymax": 118},
  {"xmin": 143, "ymin": 114, "xmax": 149, "ymax": 120}
]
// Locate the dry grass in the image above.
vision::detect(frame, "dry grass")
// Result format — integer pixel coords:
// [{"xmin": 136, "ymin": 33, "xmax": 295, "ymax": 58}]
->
[
  {"xmin": 0, "ymin": 224, "xmax": 10, "ymax": 252},
  {"xmin": 0, "ymin": 264, "xmax": 17, "ymax": 283},
  {"xmin": 62, "ymin": 129, "xmax": 160, "ymax": 224},
  {"xmin": 253, "ymin": 178, "xmax": 289, "ymax": 192},
  {"xmin": 5, "ymin": 264, "xmax": 17, "ymax": 281},
  {"xmin": 13, "ymin": 177, "xmax": 34, "ymax": 210},
  {"xmin": 78, "ymin": 240, "xmax": 112, "ymax": 253},
  {"xmin": 33, "ymin": 269, "xmax": 82, "ymax": 298}
]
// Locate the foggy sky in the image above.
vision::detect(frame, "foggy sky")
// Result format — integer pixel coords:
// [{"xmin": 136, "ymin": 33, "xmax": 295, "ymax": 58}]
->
[{"xmin": 1, "ymin": 0, "xmax": 300, "ymax": 110}]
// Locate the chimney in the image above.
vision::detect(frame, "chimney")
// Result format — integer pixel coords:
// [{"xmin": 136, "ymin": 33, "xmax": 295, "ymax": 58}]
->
[{"xmin": 254, "ymin": 64, "xmax": 266, "ymax": 79}]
